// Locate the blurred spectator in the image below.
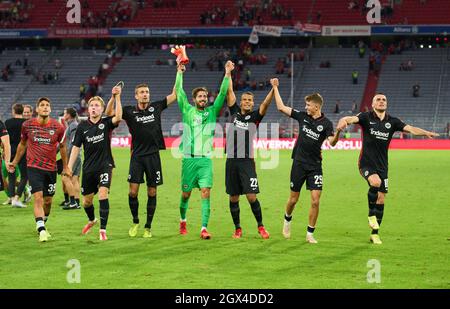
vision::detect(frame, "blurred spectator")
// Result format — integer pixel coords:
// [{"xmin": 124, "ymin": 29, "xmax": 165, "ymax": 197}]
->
[
  {"xmin": 54, "ymin": 58, "xmax": 62, "ymax": 69},
  {"xmin": 79, "ymin": 83, "xmax": 86, "ymax": 99},
  {"xmin": 275, "ymin": 58, "xmax": 285, "ymax": 74},
  {"xmin": 320, "ymin": 60, "xmax": 330, "ymax": 68},
  {"xmin": 190, "ymin": 60, "xmax": 197, "ymax": 71},
  {"xmin": 352, "ymin": 70, "xmax": 359, "ymax": 84},
  {"xmin": 351, "ymin": 101, "xmax": 358, "ymax": 114},
  {"xmin": 412, "ymin": 82, "xmax": 420, "ymax": 97},
  {"xmin": 334, "ymin": 100, "xmax": 340, "ymax": 113}
]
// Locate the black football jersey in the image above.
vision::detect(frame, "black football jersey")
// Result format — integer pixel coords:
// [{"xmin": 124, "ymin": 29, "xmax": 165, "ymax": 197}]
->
[
  {"xmin": 73, "ymin": 116, "xmax": 118, "ymax": 172},
  {"xmin": 357, "ymin": 111, "xmax": 406, "ymax": 172},
  {"xmin": 290, "ymin": 110, "xmax": 334, "ymax": 169},
  {"xmin": 122, "ymin": 99, "xmax": 167, "ymax": 156},
  {"xmin": 226, "ymin": 104, "xmax": 264, "ymax": 159}
]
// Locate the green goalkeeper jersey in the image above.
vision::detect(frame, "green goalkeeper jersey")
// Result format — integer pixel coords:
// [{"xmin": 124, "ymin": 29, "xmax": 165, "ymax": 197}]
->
[{"xmin": 176, "ymin": 72, "xmax": 230, "ymax": 158}]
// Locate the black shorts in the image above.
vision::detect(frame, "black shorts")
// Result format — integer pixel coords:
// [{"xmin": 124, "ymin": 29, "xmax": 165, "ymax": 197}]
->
[
  {"xmin": 360, "ymin": 167, "xmax": 388, "ymax": 193},
  {"xmin": 27, "ymin": 167, "xmax": 57, "ymax": 196},
  {"xmin": 290, "ymin": 160, "xmax": 323, "ymax": 192},
  {"xmin": 81, "ymin": 167, "xmax": 113, "ymax": 196},
  {"xmin": 128, "ymin": 153, "xmax": 163, "ymax": 187},
  {"xmin": 226, "ymin": 159, "xmax": 259, "ymax": 195}
]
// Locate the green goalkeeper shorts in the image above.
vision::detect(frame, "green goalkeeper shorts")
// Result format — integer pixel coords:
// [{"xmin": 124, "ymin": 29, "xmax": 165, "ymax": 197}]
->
[{"xmin": 181, "ymin": 157, "xmax": 213, "ymax": 192}]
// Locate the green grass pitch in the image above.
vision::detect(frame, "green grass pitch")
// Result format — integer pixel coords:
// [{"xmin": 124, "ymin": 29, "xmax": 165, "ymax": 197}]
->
[{"xmin": 0, "ymin": 149, "xmax": 449, "ymax": 288}]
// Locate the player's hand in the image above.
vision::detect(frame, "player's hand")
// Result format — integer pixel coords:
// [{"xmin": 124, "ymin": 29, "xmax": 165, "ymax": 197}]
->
[
  {"xmin": 7, "ymin": 162, "xmax": 15, "ymax": 173},
  {"xmin": 426, "ymin": 131, "xmax": 439, "ymax": 138},
  {"xmin": 336, "ymin": 119, "xmax": 348, "ymax": 131},
  {"xmin": 112, "ymin": 86, "xmax": 121, "ymax": 97},
  {"xmin": 225, "ymin": 61, "xmax": 235, "ymax": 74},
  {"xmin": 177, "ymin": 63, "xmax": 186, "ymax": 73},
  {"xmin": 270, "ymin": 78, "xmax": 279, "ymax": 87},
  {"xmin": 62, "ymin": 167, "xmax": 72, "ymax": 178}
]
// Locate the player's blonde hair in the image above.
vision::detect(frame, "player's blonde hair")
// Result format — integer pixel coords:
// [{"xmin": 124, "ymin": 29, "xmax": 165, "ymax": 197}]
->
[
  {"xmin": 241, "ymin": 92, "xmax": 255, "ymax": 99},
  {"xmin": 135, "ymin": 83, "xmax": 149, "ymax": 95},
  {"xmin": 88, "ymin": 96, "xmax": 105, "ymax": 108},
  {"xmin": 304, "ymin": 93, "xmax": 323, "ymax": 107}
]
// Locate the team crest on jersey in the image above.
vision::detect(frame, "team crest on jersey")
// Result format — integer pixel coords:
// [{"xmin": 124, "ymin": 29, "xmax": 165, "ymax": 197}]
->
[
  {"xmin": 99, "ymin": 123, "xmax": 105, "ymax": 130},
  {"xmin": 245, "ymin": 115, "xmax": 251, "ymax": 120},
  {"xmin": 385, "ymin": 123, "xmax": 391, "ymax": 129},
  {"xmin": 149, "ymin": 107, "xmax": 155, "ymax": 112},
  {"xmin": 364, "ymin": 171, "xmax": 369, "ymax": 176},
  {"xmin": 204, "ymin": 112, "xmax": 209, "ymax": 117},
  {"xmin": 49, "ymin": 130, "xmax": 55, "ymax": 135},
  {"xmin": 317, "ymin": 125, "xmax": 323, "ymax": 132}
]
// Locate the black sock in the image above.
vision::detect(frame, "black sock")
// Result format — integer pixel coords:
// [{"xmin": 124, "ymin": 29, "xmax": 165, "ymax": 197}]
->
[
  {"xmin": 307, "ymin": 225, "xmax": 315, "ymax": 233},
  {"xmin": 368, "ymin": 186, "xmax": 379, "ymax": 215},
  {"xmin": 44, "ymin": 212, "xmax": 50, "ymax": 223},
  {"xmin": 129, "ymin": 195, "xmax": 139, "ymax": 224},
  {"xmin": 99, "ymin": 199, "xmax": 110, "ymax": 230},
  {"xmin": 35, "ymin": 217, "xmax": 45, "ymax": 232},
  {"xmin": 75, "ymin": 198, "xmax": 80, "ymax": 205},
  {"xmin": 250, "ymin": 199, "xmax": 263, "ymax": 227},
  {"xmin": 369, "ymin": 204, "xmax": 376, "ymax": 217},
  {"xmin": 70, "ymin": 196, "xmax": 76, "ymax": 205},
  {"xmin": 145, "ymin": 195, "xmax": 156, "ymax": 229},
  {"xmin": 284, "ymin": 213, "xmax": 292, "ymax": 222},
  {"xmin": 229, "ymin": 201, "xmax": 240, "ymax": 229},
  {"xmin": 374, "ymin": 204, "xmax": 384, "ymax": 227},
  {"xmin": 64, "ymin": 193, "xmax": 69, "ymax": 203},
  {"xmin": 84, "ymin": 204, "xmax": 95, "ymax": 221}
]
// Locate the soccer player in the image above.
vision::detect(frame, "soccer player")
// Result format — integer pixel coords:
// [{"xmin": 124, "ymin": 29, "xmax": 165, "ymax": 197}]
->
[
  {"xmin": 111, "ymin": 80, "xmax": 176, "ymax": 238},
  {"xmin": 336, "ymin": 93, "xmax": 439, "ymax": 244},
  {"xmin": 225, "ymin": 78, "xmax": 275, "ymax": 239},
  {"xmin": 9, "ymin": 98, "xmax": 69, "ymax": 242},
  {"xmin": 68, "ymin": 86, "xmax": 122, "ymax": 241},
  {"xmin": 273, "ymin": 82, "xmax": 341, "ymax": 243},
  {"xmin": 0, "ymin": 120, "xmax": 11, "ymax": 195},
  {"xmin": 22, "ymin": 104, "xmax": 33, "ymax": 119},
  {"xmin": 5, "ymin": 104, "xmax": 30, "ymax": 208},
  {"xmin": 61, "ymin": 107, "xmax": 81, "ymax": 210},
  {"xmin": 175, "ymin": 59, "xmax": 234, "ymax": 239}
]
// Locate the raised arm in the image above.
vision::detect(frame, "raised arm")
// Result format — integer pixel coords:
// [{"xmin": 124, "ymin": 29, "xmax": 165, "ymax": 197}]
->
[
  {"xmin": 175, "ymin": 63, "xmax": 190, "ymax": 113},
  {"xmin": 272, "ymin": 78, "xmax": 292, "ymax": 117},
  {"xmin": 166, "ymin": 67, "xmax": 178, "ymax": 106},
  {"xmin": 227, "ymin": 74, "xmax": 236, "ymax": 108},
  {"xmin": 112, "ymin": 85, "xmax": 122, "ymax": 125},
  {"xmin": 336, "ymin": 115, "xmax": 360, "ymax": 131},
  {"xmin": 213, "ymin": 60, "xmax": 234, "ymax": 116},
  {"xmin": 105, "ymin": 94, "xmax": 115, "ymax": 117},
  {"xmin": 258, "ymin": 88, "xmax": 274, "ymax": 116},
  {"xmin": 403, "ymin": 125, "xmax": 439, "ymax": 138}
]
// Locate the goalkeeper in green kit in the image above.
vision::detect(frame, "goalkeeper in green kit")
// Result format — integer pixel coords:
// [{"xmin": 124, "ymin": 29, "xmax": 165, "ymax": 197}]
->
[{"xmin": 175, "ymin": 54, "xmax": 234, "ymax": 239}]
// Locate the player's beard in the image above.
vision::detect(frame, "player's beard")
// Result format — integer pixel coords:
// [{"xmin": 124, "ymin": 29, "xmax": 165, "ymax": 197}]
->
[{"xmin": 196, "ymin": 101, "xmax": 207, "ymax": 110}]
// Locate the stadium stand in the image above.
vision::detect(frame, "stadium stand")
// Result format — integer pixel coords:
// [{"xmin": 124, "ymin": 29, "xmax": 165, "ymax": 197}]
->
[
  {"xmin": 3, "ymin": 0, "xmax": 450, "ymax": 29},
  {"xmin": 2, "ymin": 45, "xmax": 449, "ymax": 135}
]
